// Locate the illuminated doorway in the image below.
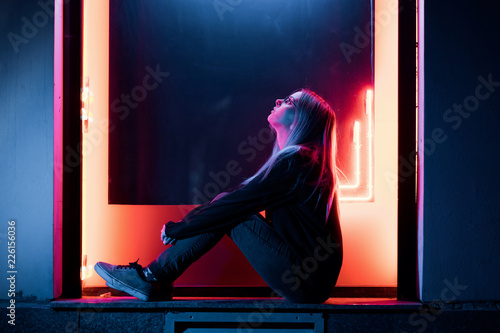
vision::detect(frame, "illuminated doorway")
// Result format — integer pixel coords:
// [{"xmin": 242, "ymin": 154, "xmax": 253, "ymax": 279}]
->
[{"xmin": 76, "ymin": 0, "xmax": 404, "ymax": 296}]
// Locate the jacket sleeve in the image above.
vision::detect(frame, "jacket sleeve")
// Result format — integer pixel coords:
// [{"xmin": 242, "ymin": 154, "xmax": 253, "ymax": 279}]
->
[{"xmin": 163, "ymin": 152, "xmax": 307, "ymax": 239}]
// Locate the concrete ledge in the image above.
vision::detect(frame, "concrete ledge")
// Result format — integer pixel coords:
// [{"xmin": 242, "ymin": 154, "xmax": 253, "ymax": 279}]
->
[{"xmin": 50, "ymin": 297, "xmax": 422, "ymax": 311}]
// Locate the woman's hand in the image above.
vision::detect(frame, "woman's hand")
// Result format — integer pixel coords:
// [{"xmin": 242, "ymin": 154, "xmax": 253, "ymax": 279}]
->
[{"xmin": 161, "ymin": 223, "xmax": 177, "ymax": 245}]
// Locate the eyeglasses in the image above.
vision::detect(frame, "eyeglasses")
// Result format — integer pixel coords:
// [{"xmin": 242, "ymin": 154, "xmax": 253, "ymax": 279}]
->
[{"xmin": 277, "ymin": 96, "xmax": 297, "ymax": 108}]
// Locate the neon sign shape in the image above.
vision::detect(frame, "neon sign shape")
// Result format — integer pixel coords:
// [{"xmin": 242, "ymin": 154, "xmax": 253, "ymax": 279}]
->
[{"xmin": 339, "ymin": 89, "xmax": 374, "ymax": 202}]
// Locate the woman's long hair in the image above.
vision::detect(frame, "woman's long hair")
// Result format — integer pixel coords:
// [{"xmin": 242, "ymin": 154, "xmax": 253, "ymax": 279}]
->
[{"xmin": 243, "ymin": 89, "xmax": 338, "ymax": 218}]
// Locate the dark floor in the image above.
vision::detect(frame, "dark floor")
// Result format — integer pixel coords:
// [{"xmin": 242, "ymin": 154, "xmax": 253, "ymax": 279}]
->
[{"xmin": 2, "ymin": 297, "xmax": 499, "ymax": 332}]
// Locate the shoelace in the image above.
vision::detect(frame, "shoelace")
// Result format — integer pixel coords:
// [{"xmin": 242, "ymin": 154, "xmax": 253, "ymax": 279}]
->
[{"xmin": 116, "ymin": 259, "xmax": 142, "ymax": 270}]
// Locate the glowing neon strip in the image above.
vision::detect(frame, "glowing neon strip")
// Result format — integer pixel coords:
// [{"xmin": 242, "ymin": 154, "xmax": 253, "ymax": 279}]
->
[
  {"xmin": 339, "ymin": 121, "xmax": 360, "ymax": 189},
  {"xmin": 367, "ymin": 88, "xmax": 374, "ymax": 200},
  {"xmin": 339, "ymin": 89, "xmax": 374, "ymax": 202},
  {"xmin": 81, "ymin": 0, "xmax": 89, "ymax": 282}
]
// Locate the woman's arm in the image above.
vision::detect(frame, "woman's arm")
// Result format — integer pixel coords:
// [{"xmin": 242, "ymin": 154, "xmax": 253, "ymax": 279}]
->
[
  {"xmin": 163, "ymin": 152, "xmax": 307, "ymax": 239},
  {"xmin": 210, "ymin": 191, "xmax": 230, "ymax": 203}
]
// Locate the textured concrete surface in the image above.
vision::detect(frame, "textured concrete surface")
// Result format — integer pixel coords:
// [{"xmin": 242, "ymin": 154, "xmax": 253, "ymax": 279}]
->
[
  {"xmin": 1, "ymin": 302, "xmax": 77, "ymax": 333},
  {"xmin": 78, "ymin": 311, "xmax": 164, "ymax": 333},
  {"xmin": 50, "ymin": 296, "xmax": 422, "ymax": 310},
  {"xmin": 326, "ymin": 310, "xmax": 500, "ymax": 333}
]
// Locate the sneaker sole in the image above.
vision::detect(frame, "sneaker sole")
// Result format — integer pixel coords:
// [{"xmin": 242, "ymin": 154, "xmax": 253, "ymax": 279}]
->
[{"xmin": 94, "ymin": 262, "xmax": 150, "ymax": 301}]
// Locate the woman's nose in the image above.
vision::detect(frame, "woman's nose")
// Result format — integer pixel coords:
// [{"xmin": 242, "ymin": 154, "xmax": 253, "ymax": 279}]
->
[{"xmin": 276, "ymin": 99, "xmax": 282, "ymax": 107}]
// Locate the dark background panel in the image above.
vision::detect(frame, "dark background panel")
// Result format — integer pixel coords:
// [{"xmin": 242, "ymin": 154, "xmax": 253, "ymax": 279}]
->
[{"xmin": 109, "ymin": 0, "xmax": 373, "ymax": 204}]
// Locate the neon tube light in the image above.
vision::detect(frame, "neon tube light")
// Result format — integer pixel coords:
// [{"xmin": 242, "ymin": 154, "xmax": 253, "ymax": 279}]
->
[
  {"xmin": 338, "ymin": 89, "xmax": 374, "ymax": 202},
  {"xmin": 339, "ymin": 121, "xmax": 361, "ymax": 189}
]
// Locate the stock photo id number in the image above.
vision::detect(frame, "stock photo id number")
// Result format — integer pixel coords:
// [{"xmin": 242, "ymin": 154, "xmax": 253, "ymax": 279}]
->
[{"xmin": 6, "ymin": 220, "xmax": 17, "ymax": 326}]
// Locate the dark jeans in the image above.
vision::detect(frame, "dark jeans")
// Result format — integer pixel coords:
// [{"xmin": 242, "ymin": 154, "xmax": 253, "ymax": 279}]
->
[{"xmin": 147, "ymin": 215, "xmax": 337, "ymax": 303}]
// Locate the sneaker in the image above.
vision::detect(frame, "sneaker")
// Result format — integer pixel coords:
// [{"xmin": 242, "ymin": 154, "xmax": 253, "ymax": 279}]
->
[{"xmin": 95, "ymin": 260, "xmax": 153, "ymax": 301}]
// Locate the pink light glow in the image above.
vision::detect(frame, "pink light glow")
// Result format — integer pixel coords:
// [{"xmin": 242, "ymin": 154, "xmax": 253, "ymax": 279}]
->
[{"xmin": 53, "ymin": 0, "xmax": 63, "ymax": 298}]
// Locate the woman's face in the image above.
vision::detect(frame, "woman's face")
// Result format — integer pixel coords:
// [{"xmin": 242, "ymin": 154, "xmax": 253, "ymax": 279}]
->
[{"xmin": 268, "ymin": 91, "xmax": 302, "ymax": 129}]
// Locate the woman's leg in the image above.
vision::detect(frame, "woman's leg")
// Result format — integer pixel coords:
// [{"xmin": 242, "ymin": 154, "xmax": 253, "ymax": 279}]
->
[
  {"xmin": 147, "ymin": 215, "xmax": 331, "ymax": 303},
  {"xmin": 226, "ymin": 217, "xmax": 332, "ymax": 303},
  {"xmin": 146, "ymin": 229, "xmax": 226, "ymax": 282}
]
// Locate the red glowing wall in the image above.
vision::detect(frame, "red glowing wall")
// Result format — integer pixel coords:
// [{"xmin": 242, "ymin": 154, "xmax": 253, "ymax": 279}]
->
[{"xmin": 82, "ymin": 0, "xmax": 398, "ymax": 289}]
